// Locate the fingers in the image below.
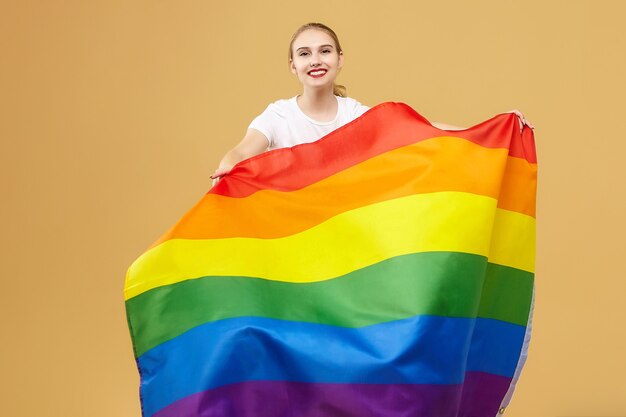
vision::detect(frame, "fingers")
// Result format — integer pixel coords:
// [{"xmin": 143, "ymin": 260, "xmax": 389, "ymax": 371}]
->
[
  {"xmin": 506, "ymin": 109, "xmax": 534, "ymax": 132},
  {"xmin": 210, "ymin": 171, "xmax": 222, "ymax": 187},
  {"xmin": 210, "ymin": 169, "xmax": 226, "ymax": 180},
  {"xmin": 210, "ymin": 173, "xmax": 224, "ymax": 187},
  {"xmin": 210, "ymin": 167, "xmax": 231, "ymax": 186},
  {"xmin": 518, "ymin": 115, "xmax": 534, "ymax": 130},
  {"xmin": 211, "ymin": 165, "xmax": 234, "ymax": 179}
]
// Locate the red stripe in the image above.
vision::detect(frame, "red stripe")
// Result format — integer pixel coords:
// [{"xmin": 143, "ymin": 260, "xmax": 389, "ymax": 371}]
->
[{"xmin": 211, "ymin": 102, "xmax": 536, "ymax": 198}]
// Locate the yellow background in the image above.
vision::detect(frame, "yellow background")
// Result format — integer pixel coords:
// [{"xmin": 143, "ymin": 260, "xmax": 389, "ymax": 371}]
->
[{"xmin": 2, "ymin": 1, "xmax": 625, "ymax": 416}]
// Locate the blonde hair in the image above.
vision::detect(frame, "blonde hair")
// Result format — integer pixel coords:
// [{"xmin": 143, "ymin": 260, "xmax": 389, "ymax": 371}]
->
[{"xmin": 288, "ymin": 22, "xmax": 347, "ymax": 97}]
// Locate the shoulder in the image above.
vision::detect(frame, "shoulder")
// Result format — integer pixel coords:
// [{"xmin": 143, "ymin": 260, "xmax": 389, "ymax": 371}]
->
[
  {"xmin": 248, "ymin": 97, "xmax": 296, "ymax": 139},
  {"xmin": 258, "ymin": 96, "xmax": 296, "ymax": 119},
  {"xmin": 338, "ymin": 96, "xmax": 370, "ymax": 118}
]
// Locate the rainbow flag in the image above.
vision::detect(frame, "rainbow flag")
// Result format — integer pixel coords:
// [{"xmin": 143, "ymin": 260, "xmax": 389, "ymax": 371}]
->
[{"xmin": 124, "ymin": 102, "xmax": 537, "ymax": 417}]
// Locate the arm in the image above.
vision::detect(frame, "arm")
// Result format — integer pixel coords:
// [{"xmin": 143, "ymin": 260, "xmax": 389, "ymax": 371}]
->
[
  {"xmin": 211, "ymin": 128, "xmax": 270, "ymax": 186},
  {"xmin": 434, "ymin": 110, "xmax": 534, "ymax": 133},
  {"xmin": 431, "ymin": 121, "xmax": 466, "ymax": 131}
]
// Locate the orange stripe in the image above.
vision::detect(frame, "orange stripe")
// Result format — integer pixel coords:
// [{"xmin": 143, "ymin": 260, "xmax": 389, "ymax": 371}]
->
[
  {"xmin": 500, "ymin": 157, "xmax": 538, "ymax": 217},
  {"xmin": 149, "ymin": 137, "xmax": 536, "ymax": 247}
]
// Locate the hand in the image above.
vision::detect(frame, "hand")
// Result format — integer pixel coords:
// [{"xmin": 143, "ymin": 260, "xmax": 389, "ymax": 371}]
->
[
  {"xmin": 504, "ymin": 109, "xmax": 534, "ymax": 133},
  {"xmin": 210, "ymin": 165, "xmax": 233, "ymax": 187}
]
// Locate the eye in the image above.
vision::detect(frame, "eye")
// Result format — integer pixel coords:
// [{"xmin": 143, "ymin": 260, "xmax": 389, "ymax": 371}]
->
[
  {"xmin": 299, "ymin": 51, "xmax": 309, "ymax": 56},
  {"xmin": 322, "ymin": 49, "xmax": 331, "ymax": 53}
]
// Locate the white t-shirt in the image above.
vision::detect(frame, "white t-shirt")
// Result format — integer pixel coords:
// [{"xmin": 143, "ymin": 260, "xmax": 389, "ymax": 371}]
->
[{"xmin": 248, "ymin": 95, "xmax": 370, "ymax": 150}]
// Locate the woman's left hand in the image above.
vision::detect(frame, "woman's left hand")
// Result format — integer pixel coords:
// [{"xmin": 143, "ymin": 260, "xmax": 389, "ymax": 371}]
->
[{"xmin": 505, "ymin": 109, "xmax": 534, "ymax": 133}]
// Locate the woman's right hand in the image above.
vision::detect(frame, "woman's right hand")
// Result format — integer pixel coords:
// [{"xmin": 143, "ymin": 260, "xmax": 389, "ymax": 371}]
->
[
  {"xmin": 210, "ymin": 165, "xmax": 233, "ymax": 187},
  {"xmin": 210, "ymin": 128, "xmax": 270, "ymax": 188}
]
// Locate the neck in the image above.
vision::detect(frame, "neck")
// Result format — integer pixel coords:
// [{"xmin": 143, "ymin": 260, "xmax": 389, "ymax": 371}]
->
[{"xmin": 298, "ymin": 85, "xmax": 336, "ymax": 111}]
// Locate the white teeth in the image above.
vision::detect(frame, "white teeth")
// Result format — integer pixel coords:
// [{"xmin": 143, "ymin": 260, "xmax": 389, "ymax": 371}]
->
[{"xmin": 309, "ymin": 70, "xmax": 326, "ymax": 76}]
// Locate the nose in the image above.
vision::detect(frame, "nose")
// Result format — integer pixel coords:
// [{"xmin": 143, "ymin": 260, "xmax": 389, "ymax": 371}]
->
[{"xmin": 309, "ymin": 53, "xmax": 322, "ymax": 67}]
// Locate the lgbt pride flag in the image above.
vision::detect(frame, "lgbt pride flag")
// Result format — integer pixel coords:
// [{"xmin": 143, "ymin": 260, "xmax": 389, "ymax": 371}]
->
[{"xmin": 124, "ymin": 102, "xmax": 537, "ymax": 417}]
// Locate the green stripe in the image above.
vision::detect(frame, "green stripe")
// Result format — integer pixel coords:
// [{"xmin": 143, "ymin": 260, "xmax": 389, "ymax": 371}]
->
[
  {"xmin": 479, "ymin": 262, "xmax": 534, "ymax": 321},
  {"xmin": 126, "ymin": 251, "xmax": 533, "ymax": 357}
]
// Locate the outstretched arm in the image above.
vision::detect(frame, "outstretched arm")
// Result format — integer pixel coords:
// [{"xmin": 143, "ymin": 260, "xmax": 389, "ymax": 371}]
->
[
  {"xmin": 210, "ymin": 128, "xmax": 270, "ymax": 187},
  {"xmin": 434, "ymin": 110, "xmax": 534, "ymax": 134},
  {"xmin": 432, "ymin": 121, "xmax": 466, "ymax": 131}
]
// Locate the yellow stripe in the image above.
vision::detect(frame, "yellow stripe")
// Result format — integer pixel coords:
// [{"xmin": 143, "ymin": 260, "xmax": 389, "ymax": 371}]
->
[
  {"xmin": 490, "ymin": 208, "xmax": 536, "ymax": 270},
  {"xmin": 124, "ymin": 191, "xmax": 535, "ymax": 300}
]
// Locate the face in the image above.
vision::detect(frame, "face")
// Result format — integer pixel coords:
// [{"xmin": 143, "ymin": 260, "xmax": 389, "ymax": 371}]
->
[{"xmin": 289, "ymin": 29, "xmax": 344, "ymax": 91}]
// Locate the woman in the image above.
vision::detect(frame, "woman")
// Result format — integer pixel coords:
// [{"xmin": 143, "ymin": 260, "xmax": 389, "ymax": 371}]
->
[{"xmin": 210, "ymin": 22, "xmax": 533, "ymax": 187}]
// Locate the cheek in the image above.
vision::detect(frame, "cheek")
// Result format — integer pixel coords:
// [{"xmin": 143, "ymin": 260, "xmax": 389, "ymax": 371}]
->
[{"xmin": 326, "ymin": 56, "xmax": 339, "ymax": 66}]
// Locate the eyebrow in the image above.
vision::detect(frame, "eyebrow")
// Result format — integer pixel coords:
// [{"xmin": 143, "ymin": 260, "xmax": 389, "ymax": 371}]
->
[{"xmin": 296, "ymin": 44, "xmax": 334, "ymax": 52}]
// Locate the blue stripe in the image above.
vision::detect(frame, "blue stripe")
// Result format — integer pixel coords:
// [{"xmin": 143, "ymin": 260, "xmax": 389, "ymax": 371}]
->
[{"xmin": 138, "ymin": 315, "xmax": 525, "ymax": 417}]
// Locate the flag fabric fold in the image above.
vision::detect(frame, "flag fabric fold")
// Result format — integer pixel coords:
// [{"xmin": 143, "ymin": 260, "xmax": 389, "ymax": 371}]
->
[{"xmin": 124, "ymin": 102, "xmax": 537, "ymax": 417}]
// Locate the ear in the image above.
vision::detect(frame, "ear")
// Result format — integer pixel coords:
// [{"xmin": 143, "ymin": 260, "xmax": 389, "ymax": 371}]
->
[
  {"xmin": 289, "ymin": 59, "xmax": 296, "ymax": 75},
  {"xmin": 338, "ymin": 51, "xmax": 344, "ymax": 70}
]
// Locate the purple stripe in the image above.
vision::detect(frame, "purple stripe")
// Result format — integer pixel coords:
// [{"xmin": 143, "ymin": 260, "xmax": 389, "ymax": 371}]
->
[
  {"xmin": 153, "ymin": 372, "xmax": 512, "ymax": 417},
  {"xmin": 459, "ymin": 371, "xmax": 512, "ymax": 416}
]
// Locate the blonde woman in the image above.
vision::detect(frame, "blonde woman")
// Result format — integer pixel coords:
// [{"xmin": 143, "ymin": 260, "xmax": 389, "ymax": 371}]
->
[{"xmin": 210, "ymin": 22, "xmax": 533, "ymax": 186}]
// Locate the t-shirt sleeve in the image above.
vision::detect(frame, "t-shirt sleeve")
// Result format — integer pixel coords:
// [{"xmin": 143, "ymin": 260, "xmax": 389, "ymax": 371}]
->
[
  {"xmin": 248, "ymin": 103, "xmax": 278, "ymax": 148},
  {"xmin": 350, "ymin": 99, "xmax": 371, "ymax": 119}
]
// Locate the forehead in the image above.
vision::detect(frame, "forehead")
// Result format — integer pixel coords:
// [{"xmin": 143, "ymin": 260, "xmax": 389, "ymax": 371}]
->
[{"xmin": 293, "ymin": 29, "xmax": 336, "ymax": 50}]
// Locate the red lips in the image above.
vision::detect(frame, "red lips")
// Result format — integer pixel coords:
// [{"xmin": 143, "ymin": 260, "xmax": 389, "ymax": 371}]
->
[{"xmin": 307, "ymin": 68, "xmax": 327, "ymax": 77}]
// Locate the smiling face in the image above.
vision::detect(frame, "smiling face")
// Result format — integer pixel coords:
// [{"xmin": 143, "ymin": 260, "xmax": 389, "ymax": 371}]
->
[{"xmin": 289, "ymin": 29, "xmax": 344, "ymax": 92}]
